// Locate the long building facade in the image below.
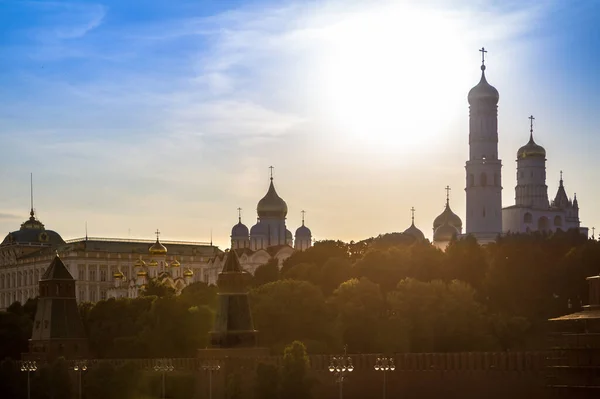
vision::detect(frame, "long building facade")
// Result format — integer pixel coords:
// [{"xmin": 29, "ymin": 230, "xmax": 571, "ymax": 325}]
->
[{"xmin": 0, "ymin": 209, "xmax": 220, "ymax": 310}]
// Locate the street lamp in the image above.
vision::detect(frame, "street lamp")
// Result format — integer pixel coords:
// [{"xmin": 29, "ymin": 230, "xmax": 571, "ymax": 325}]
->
[
  {"xmin": 73, "ymin": 360, "xmax": 87, "ymax": 399},
  {"xmin": 202, "ymin": 361, "xmax": 221, "ymax": 399},
  {"xmin": 154, "ymin": 359, "xmax": 174, "ymax": 399},
  {"xmin": 20, "ymin": 360, "xmax": 37, "ymax": 399},
  {"xmin": 374, "ymin": 357, "xmax": 395, "ymax": 399},
  {"xmin": 328, "ymin": 347, "xmax": 354, "ymax": 399}
]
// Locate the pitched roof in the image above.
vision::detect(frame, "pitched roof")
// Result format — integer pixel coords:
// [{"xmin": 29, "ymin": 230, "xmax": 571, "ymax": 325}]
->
[
  {"xmin": 41, "ymin": 255, "xmax": 74, "ymax": 280},
  {"xmin": 222, "ymin": 249, "xmax": 242, "ymax": 273}
]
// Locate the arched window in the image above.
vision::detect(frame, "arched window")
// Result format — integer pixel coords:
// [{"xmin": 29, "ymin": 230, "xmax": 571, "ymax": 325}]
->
[
  {"xmin": 480, "ymin": 173, "xmax": 487, "ymax": 187},
  {"xmin": 524, "ymin": 213, "xmax": 533, "ymax": 224},
  {"xmin": 469, "ymin": 174, "xmax": 475, "ymax": 187},
  {"xmin": 554, "ymin": 215, "xmax": 562, "ymax": 227}
]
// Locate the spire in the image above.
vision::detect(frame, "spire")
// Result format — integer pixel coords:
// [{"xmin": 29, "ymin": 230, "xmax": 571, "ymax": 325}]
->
[
  {"xmin": 237, "ymin": 207, "xmax": 242, "ymax": 223},
  {"xmin": 560, "ymin": 170, "xmax": 563, "ymax": 186},
  {"xmin": 410, "ymin": 206, "xmax": 415, "ymax": 225},
  {"xmin": 301, "ymin": 210, "xmax": 306, "ymax": 226},
  {"xmin": 85, "ymin": 221, "xmax": 88, "ymax": 241},
  {"xmin": 529, "ymin": 115, "xmax": 535, "ymax": 141},
  {"xmin": 155, "ymin": 229, "xmax": 160, "ymax": 242},
  {"xmin": 222, "ymin": 247, "xmax": 243, "ymax": 273},
  {"xmin": 479, "ymin": 46, "xmax": 487, "ymax": 71},
  {"xmin": 30, "ymin": 173, "xmax": 35, "ymax": 220},
  {"xmin": 445, "ymin": 185, "xmax": 451, "ymax": 206},
  {"xmin": 269, "ymin": 165, "xmax": 274, "ymax": 181}
]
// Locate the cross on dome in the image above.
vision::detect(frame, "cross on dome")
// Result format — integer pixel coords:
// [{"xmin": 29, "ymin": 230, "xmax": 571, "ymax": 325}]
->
[
  {"xmin": 269, "ymin": 166, "xmax": 274, "ymax": 180},
  {"xmin": 445, "ymin": 185, "xmax": 451, "ymax": 204},
  {"xmin": 479, "ymin": 47, "xmax": 487, "ymax": 65},
  {"xmin": 529, "ymin": 115, "xmax": 535, "ymax": 134},
  {"xmin": 155, "ymin": 229, "xmax": 160, "ymax": 240},
  {"xmin": 301, "ymin": 210, "xmax": 306, "ymax": 225},
  {"xmin": 237, "ymin": 207, "xmax": 242, "ymax": 222},
  {"xmin": 410, "ymin": 207, "xmax": 415, "ymax": 223}
]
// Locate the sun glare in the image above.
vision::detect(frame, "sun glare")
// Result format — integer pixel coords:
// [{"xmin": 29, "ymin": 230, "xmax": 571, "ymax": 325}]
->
[{"xmin": 314, "ymin": 5, "xmax": 474, "ymax": 155}]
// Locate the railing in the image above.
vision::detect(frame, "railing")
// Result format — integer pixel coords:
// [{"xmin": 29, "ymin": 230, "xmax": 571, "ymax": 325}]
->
[{"xmin": 64, "ymin": 237, "xmax": 213, "ymax": 246}]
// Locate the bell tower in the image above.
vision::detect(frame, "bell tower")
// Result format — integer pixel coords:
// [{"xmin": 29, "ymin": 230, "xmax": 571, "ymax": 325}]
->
[{"xmin": 465, "ymin": 48, "xmax": 503, "ymax": 242}]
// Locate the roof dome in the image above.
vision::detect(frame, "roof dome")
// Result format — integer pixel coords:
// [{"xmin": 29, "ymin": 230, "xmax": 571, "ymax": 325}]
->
[
  {"xmin": 1, "ymin": 210, "xmax": 65, "ymax": 247},
  {"xmin": 404, "ymin": 222, "xmax": 425, "ymax": 241},
  {"xmin": 231, "ymin": 221, "xmax": 249, "ymax": 237},
  {"xmin": 433, "ymin": 200, "xmax": 462, "ymax": 232},
  {"xmin": 517, "ymin": 133, "xmax": 546, "ymax": 159},
  {"xmin": 257, "ymin": 179, "xmax": 288, "ymax": 218},
  {"xmin": 250, "ymin": 221, "xmax": 267, "ymax": 236},
  {"xmin": 434, "ymin": 221, "xmax": 459, "ymax": 242},
  {"xmin": 468, "ymin": 65, "xmax": 499, "ymax": 105},
  {"xmin": 295, "ymin": 224, "xmax": 311, "ymax": 237},
  {"xmin": 170, "ymin": 259, "xmax": 181, "ymax": 268},
  {"xmin": 183, "ymin": 268, "xmax": 194, "ymax": 277},
  {"xmin": 149, "ymin": 237, "xmax": 167, "ymax": 255}
]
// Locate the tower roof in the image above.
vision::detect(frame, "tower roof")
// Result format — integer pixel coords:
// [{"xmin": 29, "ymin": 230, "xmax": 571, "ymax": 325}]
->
[
  {"xmin": 553, "ymin": 172, "xmax": 570, "ymax": 209},
  {"xmin": 403, "ymin": 207, "xmax": 425, "ymax": 241},
  {"xmin": 232, "ymin": 208, "xmax": 249, "ymax": 237},
  {"xmin": 517, "ymin": 115, "xmax": 546, "ymax": 159},
  {"xmin": 433, "ymin": 187, "xmax": 462, "ymax": 232},
  {"xmin": 468, "ymin": 48, "xmax": 499, "ymax": 105},
  {"xmin": 41, "ymin": 255, "xmax": 74, "ymax": 280},
  {"xmin": 222, "ymin": 248, "xmax": 243, "ymax": 273},
  {"xmin": 149, "ymin": 230, "xmax": 167, "ymax": 255}
]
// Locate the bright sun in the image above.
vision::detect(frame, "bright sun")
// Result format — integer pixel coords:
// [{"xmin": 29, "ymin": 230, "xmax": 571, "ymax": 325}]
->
[{"xmin": 313, "ymin": 4, "xmax": 475, "ymax": 155}]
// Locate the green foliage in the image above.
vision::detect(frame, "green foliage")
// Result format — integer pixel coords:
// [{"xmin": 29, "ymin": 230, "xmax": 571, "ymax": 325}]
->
[
  {"xmin": 255, "ymin": 363, "xmax": 280, "ymax": 399},
  {"xmin": 179, "ymin": 281, "xmax": 218, "ymax": 309},
  {"xmin": 281, "ymin": 341, "xmax": 311, "ymax": 399},
  {"xmin": 140, "ymin": 278, "xmax": 176, "ymax": 298},
  {"xmin": 253, "ymin": 258, "xmax": 280, "ymax": 287},
  {"xmin": 0, "ymin": 303, "xmax": 33, "ymax": 360},
  {"xmin": 250, "ymin": 279, "xmax": 333, "ymax": 352},
  {"xmin": 84, "ymin": 361, "xmax": 141, "ymax": 399},
  {"xmin": 33, "ymin": 358, "xmax": 72, "ymax": 399}
]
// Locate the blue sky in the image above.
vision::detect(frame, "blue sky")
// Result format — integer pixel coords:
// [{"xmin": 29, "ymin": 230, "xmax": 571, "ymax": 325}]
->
[{"xmin": 1, "ymin": 0, "xmax": 599, "ymax": 248}]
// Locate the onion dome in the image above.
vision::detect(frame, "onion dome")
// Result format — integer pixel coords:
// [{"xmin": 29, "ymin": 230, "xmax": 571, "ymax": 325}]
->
[
  {"xmin": 433, "ymin": 196, "xmax": 463, "ymax": 232},
  {"xmin": 231, "ymin": 210, "xmax": 249, "ymax": 237},
  {"xmin": 148, "ymin": 259, "xmax": 158, "ymax": 267},
  {"xmin": 295, "ymin": 211, "xmax": 312, "ymax": 237},
  {"xmin": 404, "ymin": 223, "xmax": 425, "ymax": 241},
  {"xmin": 257, "ymin": 178, "xmax": 288, "ymax": 218},
  {"xmin": 170, "ymin": 258, "xmax": 181, "ymax": 268},
  {"xmin": 468, "ymin": 64, "xmax": 499, "ymax": 105},
  {"xmin": 434, "ymin": 221, "xmax": 459, "ymax": 242},
  {"xmin": 136, "ymin": 269, "xmax": 147, "ymax": 277},
  {"xmin": 250, "ymin": 221, "xmax": 267, "ymax": 236},
  {"xmin": 149, "ymin": 237, "xmax": 167, "ymax": 255},
  {"xmin": 183, "ymin": 268, "xmax": 194, "ymax": 277},
  {"xmin": 518, "ymin": 118, "xmax": 545, "ymax": 159},
  {"xmin": 113, "ymin": 270, "xmax": 124, "ymax": 280},
  {"xmin": 134, "ymin": 257, "xmax": 146, "ymax": 268}
]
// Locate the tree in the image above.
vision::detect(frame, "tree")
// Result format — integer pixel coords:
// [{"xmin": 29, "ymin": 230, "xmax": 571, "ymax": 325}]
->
[
  {"xmin": 140, "ymin": 278, "xmax": 176, "ymax": 298},
  {"xmin": 250, "ymin": 280, "xmax": 333, "ymax": 352},
  {"xmin": 280, "ymin": 341, "xmax": 311, "ymax": 399},
  {"xmin": 255, "ymin": 363, "xmax": 280, "ymax": 399},
  {"xmin": 330, "ymin": 278, "xmax": 385, "ymax": 352},
  {"xmin": 444, "ymin": 235, "xmax": 488, "ymax": 290},
  {"xmin": 282, "ymin": 263, "xmax": 319, "ymax": 285},
  {"xmin": 253, "ymin": 258, "xmax": 280, "ymax": 287},
  {"xmin": 318, "ymin": 257, "xmax": 352, "ymax": 295},
  {"xmin": 179, "ymin": 282, "xmax": 218, "ymax": 310},
  {"xmin": 282, "ymin": 241, "xmax": 349, "ymax": 272}
]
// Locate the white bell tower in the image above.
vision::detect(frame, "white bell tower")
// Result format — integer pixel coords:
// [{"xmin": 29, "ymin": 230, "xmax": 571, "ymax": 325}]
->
[{"xmin": 465, "ymin": 48, "xmax": 503, "ymax": 242}]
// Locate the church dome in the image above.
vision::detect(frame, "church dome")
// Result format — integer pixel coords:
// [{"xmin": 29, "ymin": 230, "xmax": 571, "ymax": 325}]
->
[
  {"xmin": 295, "ymin": 224, "xmax": 311, "ymax": 237},
  {"xmin": 517, "ymin": 134, "xmax": 546, "ymax": 159},
  {"xmin": 250, "ymin": 221, "xmax": 267, "ymax": 236},
  {"xmin": 149, "ymin": 237, "xmax": 167, "ymax": 255},
  {"xmin": 183, "ymin": 268, "xmax": 194, "ymax": 277},
  {"xmin": 231, "ymin": 221, "xmax": 249, "ymax": 237},
  {"xmin": 404, "ymin": 222, "xmax": 425, "ymax": 241},
  {"xmin": 433, "ymin": 202, "xmax": 463, "ymax": 232},
  {"xmin": 434, "ymin": 221, "xmax": 459, "ymax": 242},
  {"xmin": 468, "ymin": 65, "xmax": 499, "ymax": 105},
  {"xmin": 286, "ymin": 229, "xmax": 293, "ymax": 240},
  {"xmin": 257, "ymin": 179, "xmax": 288, "ymax": 218}
]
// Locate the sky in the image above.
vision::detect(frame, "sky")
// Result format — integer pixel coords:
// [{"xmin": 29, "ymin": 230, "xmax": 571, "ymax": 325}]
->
[{"xmin": 1, "ymin": 0, "xmax": 600, "ymax": 249}]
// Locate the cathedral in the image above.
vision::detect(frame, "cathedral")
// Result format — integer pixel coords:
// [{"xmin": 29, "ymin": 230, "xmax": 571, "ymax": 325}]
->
[{"xmin": 204, "ymin": 171, "xmax": 312, "ymax": 284}]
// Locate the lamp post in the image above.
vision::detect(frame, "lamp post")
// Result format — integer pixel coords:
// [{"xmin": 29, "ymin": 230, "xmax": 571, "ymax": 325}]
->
[
  {"xmin": 154, "ymin": 359, "xmax": 174, "ymax": 399},
  {"xmin": 328, "ymin": 347, "xmax": 353, "ymax": 399},
  {"xmin": 73, "ymin": 360, "xmax": 88, "ymax": 399},
  {"xmin": 20, "ymin": 360, "xmax": 37, "ymax": 399},
  {"xmin": 374, "ymin": 357, "xmax": 395, "ymax": 399},
  {"xmin": 202, "ymin": 361, "xmax": 221, "ymax": 399}
]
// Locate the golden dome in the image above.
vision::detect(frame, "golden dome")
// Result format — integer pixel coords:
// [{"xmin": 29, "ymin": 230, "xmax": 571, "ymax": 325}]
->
[
  {"xmin": 134, "ymin": 257, "xmax": 146, "ymax": 268},
  {"xmin": 136, "ymin": 269, "xmax": 147, "ymax": 277},
  {"xmin": 517, "ymin": 134, "xmax": 546, "ymax": 159},
  {"xmin": 257, "ymin": 179, "xmax": 288, "ymax": 218},
  {"xmin": 468, "ymin": 65, "xmax": 499, "ymax": 105},
  {"xmin": 433, "ymin": 201, "xmax": 462, "ymax": 232},
  {"xmin": 148, "ymin": 259, "xmax": 159, "ymax": 267},
  {"xmin": 170, "ymin": 259, "xmax": 181, "ymax": 267},
  {"xmin": 183, "ymin": 268, "xmax": 193, "ymax": 277},
  {"xmin": 149, "ymin": 238, "xmax": 167, "ymax": 255},
  {"xmin": 113, "ymin": 270, "xmax": 124, "ymax": 280}
]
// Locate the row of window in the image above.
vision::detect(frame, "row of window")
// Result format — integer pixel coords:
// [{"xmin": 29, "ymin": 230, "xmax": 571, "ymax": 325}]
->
[
  {"xmin": 523, "ymin": 213, "xmax": 562, "ymax": 227},
  {"xmin": 0, "ymin": 268, "xmax": 45, "ymax": 289}
]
